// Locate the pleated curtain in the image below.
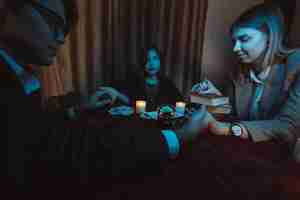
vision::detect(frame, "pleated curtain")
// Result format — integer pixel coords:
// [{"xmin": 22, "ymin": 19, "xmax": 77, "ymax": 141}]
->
[{"xmin": 40, "ymin": 0, "xmax": 208, "ymax": 100}]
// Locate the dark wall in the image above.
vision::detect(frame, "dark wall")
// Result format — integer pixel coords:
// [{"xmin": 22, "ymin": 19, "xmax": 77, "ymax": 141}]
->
[{"xmin": 267, "ymin": 0, "xmax": 296, "ymax": 33}]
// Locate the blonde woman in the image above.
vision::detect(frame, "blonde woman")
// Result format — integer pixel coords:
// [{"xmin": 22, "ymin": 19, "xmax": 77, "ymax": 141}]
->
[{"xmin": 192, "ymin": 3, "xmax": 300, "ymax": 160}]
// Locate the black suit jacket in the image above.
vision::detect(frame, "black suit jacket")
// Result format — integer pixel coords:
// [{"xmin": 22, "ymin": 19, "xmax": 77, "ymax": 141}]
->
[{"xmin": 1, "ymin": 57, "xmax": 169, "ymax": 192}]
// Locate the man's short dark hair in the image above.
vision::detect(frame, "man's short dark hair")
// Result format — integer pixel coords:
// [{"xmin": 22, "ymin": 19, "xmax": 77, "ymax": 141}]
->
[{"xmin": 0, "ymin": 0, "xmax": 78, "ymax": 34}]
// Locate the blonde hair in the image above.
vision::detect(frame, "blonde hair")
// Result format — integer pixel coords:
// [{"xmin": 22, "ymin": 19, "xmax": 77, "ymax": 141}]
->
[{"xmin": 230, "ymin": 3, "xmax": 298, "ymax": 74}]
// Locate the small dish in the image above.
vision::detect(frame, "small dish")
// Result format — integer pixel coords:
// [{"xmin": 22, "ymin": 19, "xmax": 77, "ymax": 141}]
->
[{"xmin": 108, "ymin": 106, "xmax": 134, "ymax": 116}]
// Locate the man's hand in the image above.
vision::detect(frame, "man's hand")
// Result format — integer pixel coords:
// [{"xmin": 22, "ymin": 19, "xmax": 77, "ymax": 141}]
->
[
  {"xmin": 86, "ymin": 90, "xmax": 113, "ymax": 109},
  {"xmin": 86, "ymin": 87, "xmax": 131, "ymax": 110},
  {"xmin": 97, "ymin": 87, "xmax": 120, "ymax": 102},
  {"xmin": 85, "ymin": 87, "xmax": 119, "ymax": 109},
  {"xmin": 98, "ymin": 86, "xmax": 131, "ymax": 105},
  {"xmin": 176, "ymin": 105, "xmax": 216, "ymax": 141}
]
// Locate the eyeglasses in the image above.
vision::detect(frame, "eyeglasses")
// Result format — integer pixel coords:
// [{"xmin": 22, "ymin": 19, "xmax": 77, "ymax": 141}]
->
[{"xmin": 28, "ymin": 1, "xmax": 68, "ymax": 37}]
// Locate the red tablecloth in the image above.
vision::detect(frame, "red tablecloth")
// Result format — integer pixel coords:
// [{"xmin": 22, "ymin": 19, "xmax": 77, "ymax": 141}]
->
[{"xmin": 63, "ymin": 110, "xmax": 300, "ymax": 200}]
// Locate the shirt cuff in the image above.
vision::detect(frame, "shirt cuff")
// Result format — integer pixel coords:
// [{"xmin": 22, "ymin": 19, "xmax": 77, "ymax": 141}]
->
[{"xmin": 161, "ymin": 130, "xmax": 180, "ymax": 159}]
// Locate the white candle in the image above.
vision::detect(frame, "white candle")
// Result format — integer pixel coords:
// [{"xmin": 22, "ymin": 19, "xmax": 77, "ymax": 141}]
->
[
  {"xmin": 175, "ymin": 102, "xmax": 186, "ymax": 115},
  {"xmin": 136, "ymin": 100, "xmax": 146, "ymax": 113}
]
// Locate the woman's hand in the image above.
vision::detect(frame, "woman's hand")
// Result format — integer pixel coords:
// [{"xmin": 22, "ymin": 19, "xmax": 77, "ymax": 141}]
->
[
  {"xmin": 191, "ymin": 79, "xmax": 222, "ymax": 96},
  {"xmin": 208, "ymin": 121, "xmax": 231, "ymax": 136}
]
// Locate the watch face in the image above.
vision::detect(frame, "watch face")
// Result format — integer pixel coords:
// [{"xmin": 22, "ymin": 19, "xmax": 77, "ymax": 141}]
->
[{"xmin": 232, "ymin": 125, "xmax": 242, "ymax": 136}]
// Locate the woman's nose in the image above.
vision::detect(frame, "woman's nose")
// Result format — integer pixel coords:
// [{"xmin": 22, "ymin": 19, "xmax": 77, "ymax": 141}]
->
[{"xmin": 148, "ymin": 60, "xmax": 154, "ymax": 65}]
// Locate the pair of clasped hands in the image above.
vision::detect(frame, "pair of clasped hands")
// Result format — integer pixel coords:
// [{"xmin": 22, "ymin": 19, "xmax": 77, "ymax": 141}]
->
[{"xmin": 86, "ymin": 80, "xmax": 221, "ymax": 139}]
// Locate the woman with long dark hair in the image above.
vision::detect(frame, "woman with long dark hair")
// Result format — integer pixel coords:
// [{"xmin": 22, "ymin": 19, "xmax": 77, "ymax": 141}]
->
[{"xmin": 111, "ymin": 46, "xmax": 183, "ymax": 111}]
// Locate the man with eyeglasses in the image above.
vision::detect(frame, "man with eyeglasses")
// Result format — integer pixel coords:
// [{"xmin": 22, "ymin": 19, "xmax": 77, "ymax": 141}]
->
[{"xmin": 1, "ymin": 0, "xmax": 208, "ymax": 196}]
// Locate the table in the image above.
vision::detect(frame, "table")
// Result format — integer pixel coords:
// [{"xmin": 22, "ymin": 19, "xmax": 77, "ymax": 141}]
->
[{"xmin": 53, "ymin": 108, "xmax": 300, "ymax": 200}]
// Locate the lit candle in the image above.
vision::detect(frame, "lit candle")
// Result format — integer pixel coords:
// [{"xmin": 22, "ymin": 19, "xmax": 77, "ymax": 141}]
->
[
  {"xmin": 136, "ymin": 100, "xmax": 146, "ymax": 113},
  {"xmin": 175, "ymin": 102, "xmax": 186, "ymax": 115}
]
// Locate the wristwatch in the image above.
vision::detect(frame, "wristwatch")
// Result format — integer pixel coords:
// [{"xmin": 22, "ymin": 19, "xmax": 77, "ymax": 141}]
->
[{"xmin": 230, "ymin": 123, "xmax": 243, "ymax": 137}]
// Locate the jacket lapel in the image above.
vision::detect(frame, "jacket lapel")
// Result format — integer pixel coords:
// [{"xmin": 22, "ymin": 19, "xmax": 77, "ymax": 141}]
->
[
  {"xmin": 233, "ymin": 78, "xmax": 253, "ymax": 119},
  {"xmin": 234, "ymin": 63, "xmax": 286, "ymax": 120},
  {"xmin": 259, "ymin": 63, "xmax": 285, "ymax": 118}
]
